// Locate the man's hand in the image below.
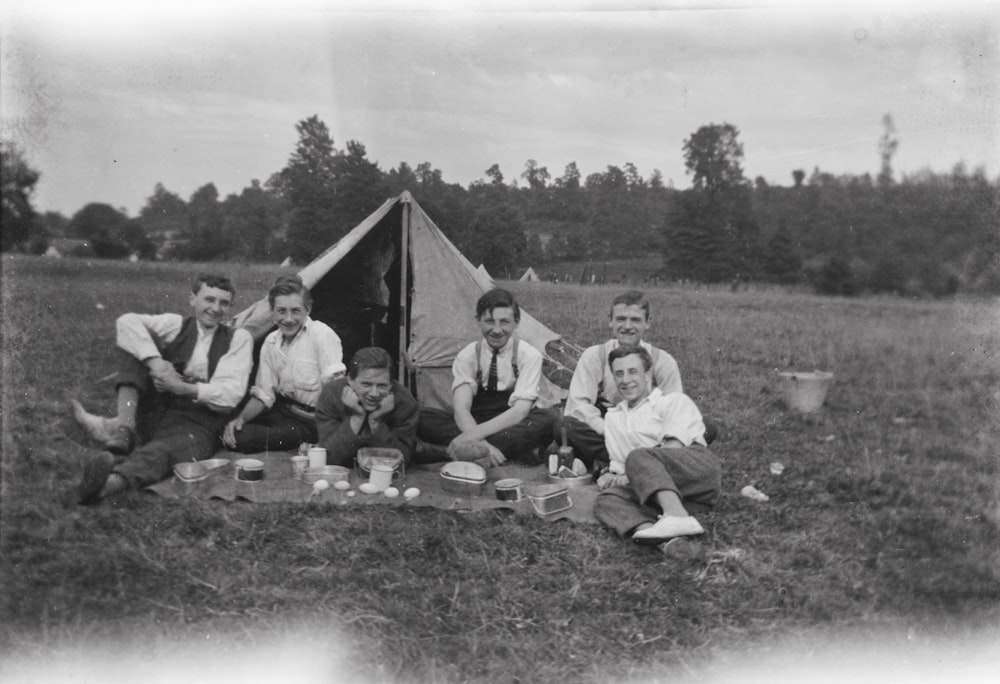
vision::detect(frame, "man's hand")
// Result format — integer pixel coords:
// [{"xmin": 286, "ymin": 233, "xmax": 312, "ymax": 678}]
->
[
  {"xmin": 150, "ymin": 363, "xmax": 191, "ymax": 395},
  {"xmin": 222, "ymin": 417, "xmax": 244, "ymax": 449},
  {"xmin": 367, "ymin": 392, "xmax": 395, "ymax": 425},
  {"xmin": 597, "ymin": 473, "xmax": 629, "ymax": 490},
  {"xmin": 340, "ymin": 385, "xmax": 365, "ymax": 416}
]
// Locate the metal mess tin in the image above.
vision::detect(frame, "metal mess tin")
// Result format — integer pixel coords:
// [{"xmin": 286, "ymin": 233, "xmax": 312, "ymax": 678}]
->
[
  {"xmin": 494, "ymin": 478, "xmax": 524, "ymax": 501},
  {"xmin": 439, "ymin": 461, "xmax": 487, "ymax": 496},
  {"xmin": 524, "ymin": 483, "xmax": 573, "ymax": 516}
]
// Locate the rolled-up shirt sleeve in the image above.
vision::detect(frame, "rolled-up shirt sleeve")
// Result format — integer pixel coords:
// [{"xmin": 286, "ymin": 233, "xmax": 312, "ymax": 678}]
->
[
  {"xmin": 249, "ymin": 340, "xmax": 279, "ymax": 409},
  {"xmin": 194, "ymin": 328, "xmax": 253, "ymax": 412},
  {"xmin": 564, "ymin": 346, "xmax": 605, "ymax": 434},
  {"xmin": 450, "ymin": 344, "xmax": 478, "ymax": 393},
  {"xmin": 116, "ymin": 313, "xmax": 183, "ymax": 361},
  {"xmin": 509, "ymin": 343, "xmax": 542, "ymax": 405},
  {"xmin": 314, "ymin": 323, "xmax": 345, "ymax": 382}
]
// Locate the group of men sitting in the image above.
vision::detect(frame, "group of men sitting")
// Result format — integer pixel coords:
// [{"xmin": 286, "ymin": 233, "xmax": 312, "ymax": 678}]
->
[{"xmin": 72, "ymin": 273, "xmax": 721, "ymax": 549}]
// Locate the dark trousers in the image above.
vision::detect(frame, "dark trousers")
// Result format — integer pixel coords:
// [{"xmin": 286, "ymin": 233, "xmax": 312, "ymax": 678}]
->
[
  {"xmin": 231, "ymin": 399, "xmax": 317, "ymax": 454},
  {"xmin": 594, "ymin": 445, "xmax": 721, "ymax": 537},
  {"xmin": 113, "ymin": 350, "xmax": 230, "ymax": 488},
  {"xmin": 558, "ymin": 415, "xmax": 609, "ymax": 470},
  {"xmin": 417, "ymin": 391, "xmax": 556, "ymax": 462}
]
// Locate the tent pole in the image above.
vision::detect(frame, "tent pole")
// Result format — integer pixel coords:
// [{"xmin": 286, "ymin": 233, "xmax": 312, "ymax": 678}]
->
[{"xmin": 398, "ymin": 195, "xmax": 411, "ymax": 386}]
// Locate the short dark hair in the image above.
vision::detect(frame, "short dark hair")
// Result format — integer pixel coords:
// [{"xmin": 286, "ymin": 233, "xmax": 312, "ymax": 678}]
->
[
  {"xmin": 193, "ymin": 274, "xmax": 235, "ymax": 297},
  {"xmin": 267, "ymin": 274, "xmax": 312, "ymax": 309},
  {"xmin": 609, "ymin": 290, "xmax": 650, "ymax": 320},
  {"xmin": 608, "ymin": 344, "xmax": 652, "ymax": 372},
  {"xmin": 349, "ymin": 346, "xmax": 394, "ymax": 379},
  {"xmin": 476, "ymin": 288, "xmax": 520, "ymax": 322}
]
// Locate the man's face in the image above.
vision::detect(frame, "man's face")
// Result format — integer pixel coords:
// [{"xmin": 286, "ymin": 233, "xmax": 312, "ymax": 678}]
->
[
  {"xmin": 611, "ymin": 353, "xmax": 652, "ymax": 407},
  {"xmin": 609, "ymin": 303, "xmax": 650, "ymax": 346},
  {"xmin": 349, "ymin": 368, "xmax": 392, "ymax": 411},
  {"xmin": 478, "ymin": 306, "xmax": 518, "ymax": 350},
  {"xmin": 189, "ymin": 284, "xmax": 233, "ymax": 330},
  {"xmin": 272, "ymin": 293, "xmax": 309, "ymax": 339}
]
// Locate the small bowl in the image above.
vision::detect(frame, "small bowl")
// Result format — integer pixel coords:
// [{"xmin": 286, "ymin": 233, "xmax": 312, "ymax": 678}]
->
[
  {"xmin": 494, "ymin": 478, "xmax": 524, "ymax": 501},
  {"xmin": 234, "ymin": 458, "xmax": 265, "ymax": 482},
  {"xmin": 303, "ymin": 465, "xmax": 350, "ymax": 485}
]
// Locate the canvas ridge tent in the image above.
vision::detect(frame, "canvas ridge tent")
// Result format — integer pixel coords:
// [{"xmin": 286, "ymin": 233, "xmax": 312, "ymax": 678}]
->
[
  {"xmin": 519, "ymin": 266, "xmax": 540, "ymax": 282},
  {"xmin": 233, "ymin": 191, "xmax": 581, "ymax": 411}
]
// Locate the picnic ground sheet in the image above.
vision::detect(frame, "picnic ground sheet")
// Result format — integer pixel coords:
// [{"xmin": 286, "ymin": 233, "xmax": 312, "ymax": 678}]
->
[{"xmin": 147, "ymin": 450, "xmax": 600, "ymax": 524}]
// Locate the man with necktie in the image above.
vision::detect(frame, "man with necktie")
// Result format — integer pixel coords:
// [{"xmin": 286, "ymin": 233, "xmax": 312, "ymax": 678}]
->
[{"xmin": 416, "ymin": 288, "xmax": 556, "ymax": 467}]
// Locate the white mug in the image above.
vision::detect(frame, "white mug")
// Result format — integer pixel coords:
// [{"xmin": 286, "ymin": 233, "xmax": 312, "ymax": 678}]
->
[
  {"xmin": 308, "ymin": 446, "xmax": 327, "ymax": 469},
  {"xmin": 369, "ymin": 463, "xmax": 393, "ymax": 491}
]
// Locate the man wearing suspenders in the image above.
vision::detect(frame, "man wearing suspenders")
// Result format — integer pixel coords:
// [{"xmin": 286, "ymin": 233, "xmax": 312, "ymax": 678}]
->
[
  {"xmin": 561, "ymin": 290, "xmax": 687, "ymax": 472},
  {"xmin": 417, "ymin": 288, "xmax": 556, "ymax": 467}
]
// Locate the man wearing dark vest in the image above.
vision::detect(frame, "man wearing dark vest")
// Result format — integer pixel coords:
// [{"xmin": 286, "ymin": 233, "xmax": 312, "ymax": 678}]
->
[
  {"xmin": 417, "ymin": 288, "xmax": 556, "ymax": 467},
  {"xmin": 74, "ymin": 274, "xmax": 254, "ymax": 504},
  {"xmin": 559, "ymin": 290, "xmax": 686, "ymax": 471}
]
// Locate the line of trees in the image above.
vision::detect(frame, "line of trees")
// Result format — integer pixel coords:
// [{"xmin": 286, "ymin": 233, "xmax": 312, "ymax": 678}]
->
[{"xmin": 3, "ymin": 115, "xmax": 998, "ymax": 297}]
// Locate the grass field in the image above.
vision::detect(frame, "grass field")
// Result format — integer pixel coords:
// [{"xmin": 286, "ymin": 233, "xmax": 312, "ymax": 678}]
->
[{"xmin": 2, "ymin": 255, "xmax": 999, "ymax": 683}]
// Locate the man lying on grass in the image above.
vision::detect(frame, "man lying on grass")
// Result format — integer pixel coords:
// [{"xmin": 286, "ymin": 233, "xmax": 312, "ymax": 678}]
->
[
  {"xmin": 417, "ymin": 288, "xmax": 556, "ymax": 467},
  {"xmin": 560, "ymin": 290, "xmax": 701, "ymax": 476},
  {"xmin": 73, "ymin": 273, "xmax": 253, "ymax": 505},
  {"xmin": 593, "ymin": 345, "xmax": 721, "ymax": 550}
]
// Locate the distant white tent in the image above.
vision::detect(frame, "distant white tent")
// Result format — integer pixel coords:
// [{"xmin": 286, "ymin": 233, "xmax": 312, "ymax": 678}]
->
[
  {"xmin": 519, "ymin": 267, "xmax": 540, "ymax": 282},
  {"xmin": 44, "ymin": 246, "xmax": 62, "ymax": 258},
  {"xmin": 233, "ymin": 192, "xmax": 581, "ymax": 410},
  {"xmin": 128, "ymin": 253, "xmax": 140, "ymax": 263},
  {"xmin": 280, "ymin": 256, "xmax": 294, "ymax": 267},
  {"xmin": 476, "ymin": 264, "xmax": 495, "ymax": 287}
]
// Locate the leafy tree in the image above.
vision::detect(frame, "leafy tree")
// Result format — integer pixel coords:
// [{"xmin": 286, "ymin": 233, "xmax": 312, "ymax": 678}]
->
[
  {"xmin": 281, "ymin": 116, "xmax": 339, "ymax": 263},
  {"xmin": 521, "ymin": 159, "xmax": 550, "ymax": 190},
  {"xmin": 331, "ymin": 140, "xmax": 386, "ymax": 234},
  {"xmin": 183, "ymin": 183, "xmax": 227, "ymax": 261},
  {"xmin": 877, "ymin": 113, "xmax": 899, "ymax": 188},
  {"xmin": 816, "ymin": 255, "xmax": 860, "ymax": 296},
  {"xmin": 682, "ymin": 123, "xmax": 746, "ymax": 192},
  {"xmin": 792, "ymin": 169, "xmax": 806, "ymax": 188},
  {"xmin": 69, "ymin": 203, "xmax": 138, "ymax": 258},
  {"xmin": 762, "ymin": 225, "xmax": 801, "ymax": 284},
  {"xmin": 221, "ymin": 179, "xmax": 285, "ymax": 262},
  {"xmin": 484, "ymin": 164, "xmax": 505, "ymax": 187},
  {"xmin": 1, "ymin": 140, "xmax": 43, "ymax": 252},
  {"xmin": 465, "ymin": 202, "xmax": 527, "ymax": 276},
  {"xmin": 139, "ymin": 183, "xmax": 188, "ymax": 237}
]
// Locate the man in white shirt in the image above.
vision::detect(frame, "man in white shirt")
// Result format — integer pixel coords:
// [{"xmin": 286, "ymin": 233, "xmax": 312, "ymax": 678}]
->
[
  {"xmin": 417, "ymin": 288, "xmax": 556, "ymax": 467},
  {"xmin": 221, "ymin": 275, "xmax": 343, "ymax": 453},
  {"xmin": 560, "ymin": 291, "xmax": 685, "ymax": 471},
  {"xmin": 594, "ymin": 345, "xmax": 721, "ymax": 546},
  {"xmin": 74, "ymin": 274, "xmax": 254, "ymax": 504}
]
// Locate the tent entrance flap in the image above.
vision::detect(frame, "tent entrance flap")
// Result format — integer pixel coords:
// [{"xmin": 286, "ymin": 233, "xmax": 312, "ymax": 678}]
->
[{"xmin": 309, "ymin": 204, "xmax": 406, "ymax": 365}]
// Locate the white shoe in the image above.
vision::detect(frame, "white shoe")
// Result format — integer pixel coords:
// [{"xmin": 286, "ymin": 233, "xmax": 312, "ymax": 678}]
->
[
  {"xmin": 71, "ymin": 400, "xmax": 115, "ymax": 443},
  {"xmin": 631, "ymin": 515, "xmax": 705, "ymax": 545}
]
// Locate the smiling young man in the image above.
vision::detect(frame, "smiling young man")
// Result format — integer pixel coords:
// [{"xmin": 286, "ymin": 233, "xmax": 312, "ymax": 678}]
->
[
  {"xmin": 74, "ymin": 274, "xmax": 254, "ymax": 504},
  {"xmin": 315, "ymin": 346, "xmax": 418, "ymax": 466},
  {"xmin": 416, "ymin": 288, "xmax": 556, "ymax": 467},
  {"xmin": 560, "ymin": 290, "xmax": 684, "ymax": 471},
  {"xmin": 221, "ymin": 275, "xmax": 344, "ymax": 453},
  {"xmin": 593, "ymin": 345, "xmax": 721, "ymax": 548}
]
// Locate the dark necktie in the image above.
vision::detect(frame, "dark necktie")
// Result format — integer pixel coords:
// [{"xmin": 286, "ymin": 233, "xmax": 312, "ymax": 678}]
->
[{"xmin": 487, "ymin": 348, "xmax": 499, "ymax": 392}]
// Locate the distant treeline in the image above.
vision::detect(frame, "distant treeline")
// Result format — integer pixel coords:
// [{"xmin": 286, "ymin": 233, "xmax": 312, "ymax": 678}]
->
[{"xmin": 6, "ymin": 116, "xmax": 998, "ymax": 297}]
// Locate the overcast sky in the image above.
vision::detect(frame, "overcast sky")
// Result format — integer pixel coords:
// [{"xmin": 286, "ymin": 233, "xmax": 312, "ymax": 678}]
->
[{"xmin": 2, "ymin": 1, "xmax": 997, "ymax": 218}]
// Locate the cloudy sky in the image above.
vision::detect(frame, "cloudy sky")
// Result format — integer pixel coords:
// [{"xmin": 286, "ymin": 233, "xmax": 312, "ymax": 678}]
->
[{"xmin": 2, "ymin": 0, "xmax": 997, "ymax": 218}]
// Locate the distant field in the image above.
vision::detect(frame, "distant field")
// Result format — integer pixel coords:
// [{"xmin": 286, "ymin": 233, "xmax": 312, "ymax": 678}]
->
[{"xmin": 2, "ymin": 255, "xmax": 999, "ymax": 683}]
